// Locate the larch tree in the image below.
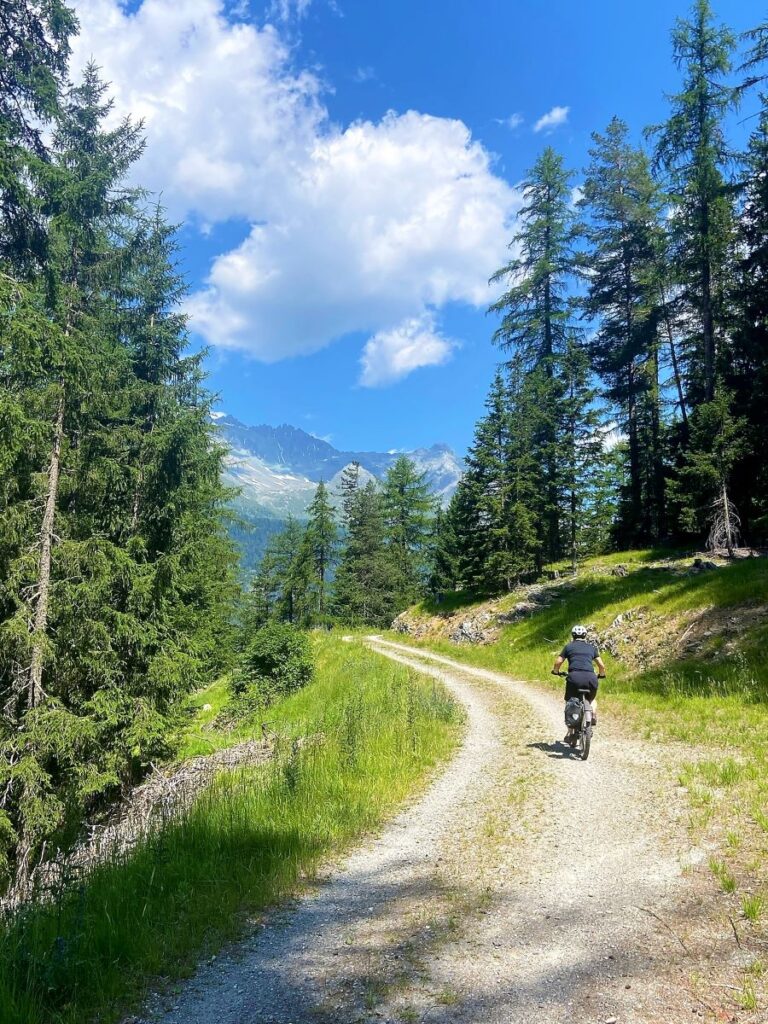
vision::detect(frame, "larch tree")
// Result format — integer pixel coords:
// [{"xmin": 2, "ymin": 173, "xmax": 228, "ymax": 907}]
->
[
  {"xmin": 304, "ymin": 480, "xmax": 339, "ymax": 621},
  {"xmin": 489, "ymin": 147, "xmax": 578, "ymax": 561},
  {"xmin": 649, "ymin": 0, "xmax": 738, "ymax": 405},
  {"xmin": 579, "ymin": 117, "xmax": 667, "ymax": 541}
]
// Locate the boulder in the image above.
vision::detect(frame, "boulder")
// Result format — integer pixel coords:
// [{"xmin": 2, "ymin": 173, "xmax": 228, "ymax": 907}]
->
[{"xmin": 691, "ymin": 557, "xmax": 719, "ymax": 573}]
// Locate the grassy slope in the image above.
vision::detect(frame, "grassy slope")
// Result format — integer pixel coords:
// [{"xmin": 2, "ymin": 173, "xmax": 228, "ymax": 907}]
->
[
  {"xmin": 0, "ymin": 635, "xmax": 461, "ymax": 1024},
  {"xmin": 398, "ymin": 554, "xmax": 768, "ymax": 956}
]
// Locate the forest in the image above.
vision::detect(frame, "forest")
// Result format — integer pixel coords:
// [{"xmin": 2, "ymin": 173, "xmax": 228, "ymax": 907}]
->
[
  {"xmin": 1, "ymin": 0, "xmax": 768, "ymax": 916},
  {"xmin": 250, "ymin": 0, "xmax": 768, "ymax": 616}
]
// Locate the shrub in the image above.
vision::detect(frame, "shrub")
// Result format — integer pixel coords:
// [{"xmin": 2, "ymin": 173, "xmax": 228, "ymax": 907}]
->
[{"xmin": 232, "ymin": 623, "xmax": 314, "ymax": 711}]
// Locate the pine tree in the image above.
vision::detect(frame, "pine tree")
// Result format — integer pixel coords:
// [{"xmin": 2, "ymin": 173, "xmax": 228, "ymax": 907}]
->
[
  {"xmin": 21, "ymin": 64, "xmax": 145, "ymax": 713},
  {"xmin": 334, "ymin": 482, "xmax": 398, "ymax": 626},
  {"xmin": 304, "ymin": 481, "xmax": 339, "ymax": 622},
  {"xmin": 426, "ymin": 503, "xmax": 460, "ymax": 597},
  {"xmin": 0, "ymin": 66, "xmax": 238, "ymax": 886},
  {"xmin": 670, "ymin": 389, "xmax": 746, "ymax": 551},
  {"xmin": 339, "ymin": 461, "xmax": 361, "ymax": 526},
  {"xmin": 579, "ymin": 117, "xmax": 666, "ymax": 541},
  {"xmin": 740, "ymin": 18, "xmax": 768, "ymax": 93},
  {"xmin": 381, "ymin": 455, "xmax": 435, "ymax": 606},
  {"xmin": 728, "ymin": 106, "xmax": 768, "ymax": 534},
  {"xmin": 556, "ymin": 340, "xmax": 608, "ymax": 569},
  {"xmin": 649, "ymin": 0, "xmax": 738, "ymax": 405},
  {"xmin": 0, "ymin": 0, "xmax": 77, "ymax": 265},
  {"xmin": 449, "ymin": 367, "xmax": 542, "ymax": 591},
  {"xmin": 489, "ymin": 148, "xmax": 577, "ymax": 561}
]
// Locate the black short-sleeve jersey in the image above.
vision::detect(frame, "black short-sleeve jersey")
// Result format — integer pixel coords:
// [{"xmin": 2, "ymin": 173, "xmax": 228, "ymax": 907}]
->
[{"xmin": 560, "ymin": 639, "xmax": 599, "ymax": 674}]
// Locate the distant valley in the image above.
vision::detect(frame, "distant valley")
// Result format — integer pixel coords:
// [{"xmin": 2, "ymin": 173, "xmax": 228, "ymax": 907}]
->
[{"xmin": 213, "ymin": 414, "xmax": 463, "ymax": 571}]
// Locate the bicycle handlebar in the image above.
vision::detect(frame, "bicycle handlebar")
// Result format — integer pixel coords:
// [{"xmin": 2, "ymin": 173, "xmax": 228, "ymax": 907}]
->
[{"xmin": 551, "ymin": 670, "xmax": 607, "ymax": 679}]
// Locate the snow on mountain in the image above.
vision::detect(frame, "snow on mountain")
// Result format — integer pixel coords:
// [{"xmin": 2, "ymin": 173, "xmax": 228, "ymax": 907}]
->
[{"xmin": 214, "ymin": 415, "xmax": 462, "ymax": 522}]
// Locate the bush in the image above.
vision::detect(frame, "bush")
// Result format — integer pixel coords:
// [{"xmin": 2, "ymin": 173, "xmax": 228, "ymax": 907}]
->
[{"xmin": 233, "ymin": 623, "xmax": 314, "ymax": 710}]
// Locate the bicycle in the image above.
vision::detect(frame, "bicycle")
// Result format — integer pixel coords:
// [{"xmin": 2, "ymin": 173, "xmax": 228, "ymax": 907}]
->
[{"xmin": 552, "ymin": 671, "xmax": 594, "ymax": 761}]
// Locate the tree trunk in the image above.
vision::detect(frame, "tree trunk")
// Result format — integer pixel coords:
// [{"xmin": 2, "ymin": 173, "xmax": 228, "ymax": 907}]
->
[
  {"xmin": 722, "ymin": 483, "xmax": 734, "ymax": 558},
  {"xmin": 650, "ymin": 344, "xmax": 666, "ymax": 538},
  {"xmin": 701, "ymin": 255, "xmax": 716, "ymax": 402},
  {"xmin": 627, "ymin": 365, "xmax": 642, "ymax": 536},
  {"xmin": 660, "ymin": 286, "xmax": 689, "ymax": 434},
  {"xmin": 28, "ymin": 388, "xmax": 65, "ymax": 709}
]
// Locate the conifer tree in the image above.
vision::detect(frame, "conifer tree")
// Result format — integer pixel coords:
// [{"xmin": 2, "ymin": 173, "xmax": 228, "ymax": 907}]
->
[
  {"xmin": 334, "ymin": 482, "xmax": 398, "ymax": 626},
  {"xmin": 304, "ymin": 481, "xmax": 339, "ymax": 621},
  {"xmin": 426, "ymin": 503, "xmax": 460, "ymax": 597},
  {"xmin": 339, "ymin": 461, "xmax": 361, "ymax": 526},
  {"xmin": 579, "ymin": 117, "xmax": 667, "ymax": 541},
  {"xmin": 670, "ymin": 389, "xmax": 746, "ymax": 549},
  {"xmin": 381, "ymin": 455, "xmax": 435, "ymax": 606},
  {"xmin": 0, "ymin": 66, "xmax": 238, "ymax": 885},
  {"xmin": 728, "ymin": 106, "xmax": 768, "ymax": 533},
  {"xmin": 490, "ymin": 148, "xmax": 577, "ymax": 561},
  {"xmin": 649, "ymin": 0, "xmax": 737, "ymax": 404},
  {"xmin": 556, "ymin": 340, "xmax": 608, "ymax": 569},
  {"xmin": 0, "ymin": 0, "xmax": 77, "ymax": 265}
]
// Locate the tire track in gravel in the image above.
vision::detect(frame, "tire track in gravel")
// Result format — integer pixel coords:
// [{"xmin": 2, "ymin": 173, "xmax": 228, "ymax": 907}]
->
[
  {"xmin": 141, "ymin": 638, "xmax": 698, "ymax": 1024},
  {"xmin": 366, "ymin": 638, "xmax": 695, "ymax": 1024}
]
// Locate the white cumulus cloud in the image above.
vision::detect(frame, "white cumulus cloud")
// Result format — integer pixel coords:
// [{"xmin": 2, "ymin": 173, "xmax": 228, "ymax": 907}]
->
[
  {"xmin": 533, "ymin": 105, "xmax": 570, "ymax": 133},
  {"xmin": 359, "ymin": 314, "xmax": 456, "ymax": 388},
  {"xmin": 71, "ymin": 1, "xmax": 519, "ymax": 383}
]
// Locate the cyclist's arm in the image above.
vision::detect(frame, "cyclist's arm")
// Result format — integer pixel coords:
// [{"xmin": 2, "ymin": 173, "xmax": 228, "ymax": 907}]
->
[
  {"xmin": 595, "ymin": 655, "xmax": 606, "ymax": 678},
  {"xmin": 552, "ymin": 655, "xmax": 565, "ymax": 674}
]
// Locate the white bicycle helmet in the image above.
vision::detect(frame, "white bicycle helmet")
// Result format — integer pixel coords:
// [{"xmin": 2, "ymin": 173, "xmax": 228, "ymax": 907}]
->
[{"xmin": 571, "ymin": 624, "xmax": 588, "ymax": 639}]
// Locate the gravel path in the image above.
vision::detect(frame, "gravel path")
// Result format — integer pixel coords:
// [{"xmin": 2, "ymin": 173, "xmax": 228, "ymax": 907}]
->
[{"xmin": 141, "ymin": 638, "xmax": 698, "ymax": 1024}]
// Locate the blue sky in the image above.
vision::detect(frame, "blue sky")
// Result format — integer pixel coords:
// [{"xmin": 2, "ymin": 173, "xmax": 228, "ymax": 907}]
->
[{"xmin": 72, "ymin": 0, "xmax": 759, "ymax": 455}]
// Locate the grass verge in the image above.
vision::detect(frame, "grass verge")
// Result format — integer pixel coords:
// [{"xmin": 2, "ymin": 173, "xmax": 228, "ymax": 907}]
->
[{"xmin": 0, "ymin": 635, "xmax": 461, "ymax": 1024}]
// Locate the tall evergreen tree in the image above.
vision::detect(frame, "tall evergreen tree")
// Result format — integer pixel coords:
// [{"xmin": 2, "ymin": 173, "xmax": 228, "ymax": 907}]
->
[
  {"xmin": 0, "ymin": 0, "xmax": 77, "ymax": 265},
  {"xmin": 339, "ymin": 461, "xmax": 361, "ymax": 526},
  {"xmin": 0, "ymin": 67, "xmax": 238, "ymax": 886},
  {"xmin": 489, "ymin": 148, "xmax": 577, "ymax": 561},
  {"xmin": 728, "ymin": 106, "xmax": 768, "ymax": 534},
  {"xmin": 304, "ymin": 481, "xmax": 339, "ymax": 621},
  {"xmin": 426, "ymin": 503, "xmax": 460, "ymax": 597},
  {"xmin": 381, "ymin": 455, "xmax": 435, "ymax": 606},
  {"xmin": 334, "ymin": 481, "xmax": 398, "ymax": 626},
  {"xmin": 556, "ymin": 341, "xmax": 608, "ymax": 569},
  {"xmin": 649, "ymin": 0, "xmax": 738, "ymax": 405},
  {"xmin": 579, "ymin": 117, "xmax": 667, "ymax": 541}
]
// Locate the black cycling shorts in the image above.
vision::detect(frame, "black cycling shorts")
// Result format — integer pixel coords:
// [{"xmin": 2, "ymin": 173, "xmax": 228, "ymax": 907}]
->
[{"xmin": 564, "ymin": 670, "xmax": 598, "ymax": 701}]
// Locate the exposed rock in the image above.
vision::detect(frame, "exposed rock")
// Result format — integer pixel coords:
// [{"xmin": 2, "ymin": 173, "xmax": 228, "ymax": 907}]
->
[
  {"xmin": 496, "ymin": 602, "xmax": 537, "ymax": 624},
  {"xmin": 691, "ymin": 557, "xmax": 719, "ymax": 573},
  {"xmin": 450, "ymin": 619, "xmax": 499, "ymax": 645},
  {"xmin": 611, "ymin": 564, "xmax": 628, "ymax": 577},
  {"xmin": 391, "ymin": 613, "xmax": 428, "ymax": 638}
]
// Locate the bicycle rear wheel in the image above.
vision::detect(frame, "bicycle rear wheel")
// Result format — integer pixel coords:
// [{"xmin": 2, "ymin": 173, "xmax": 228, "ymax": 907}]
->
[{"xmin": 580, "ymin": 724, "xmax": 592, "ymax": 761}]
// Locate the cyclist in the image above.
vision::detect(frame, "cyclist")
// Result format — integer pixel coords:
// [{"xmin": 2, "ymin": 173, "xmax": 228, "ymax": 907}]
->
[{"xmin": 551, "ymin": 625, "xmax": 606, "ymax": 741}]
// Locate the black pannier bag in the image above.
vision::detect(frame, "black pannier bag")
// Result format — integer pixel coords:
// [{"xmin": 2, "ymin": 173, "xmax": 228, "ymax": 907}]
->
[{"xmin": 564, "ymin": 697, "xmax": 582, "ymax": 728}]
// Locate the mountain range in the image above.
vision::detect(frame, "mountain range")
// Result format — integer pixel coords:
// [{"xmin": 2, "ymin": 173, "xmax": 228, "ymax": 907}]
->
[{"xmin": 213, "ymin": 414, "xmax": 463, "ymax": 570}]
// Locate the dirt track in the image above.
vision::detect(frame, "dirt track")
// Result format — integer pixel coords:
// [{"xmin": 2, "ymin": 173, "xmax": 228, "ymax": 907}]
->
[{"xmin": 140, "ymin": 638, "xmax": 724, "ymax": 1024}]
